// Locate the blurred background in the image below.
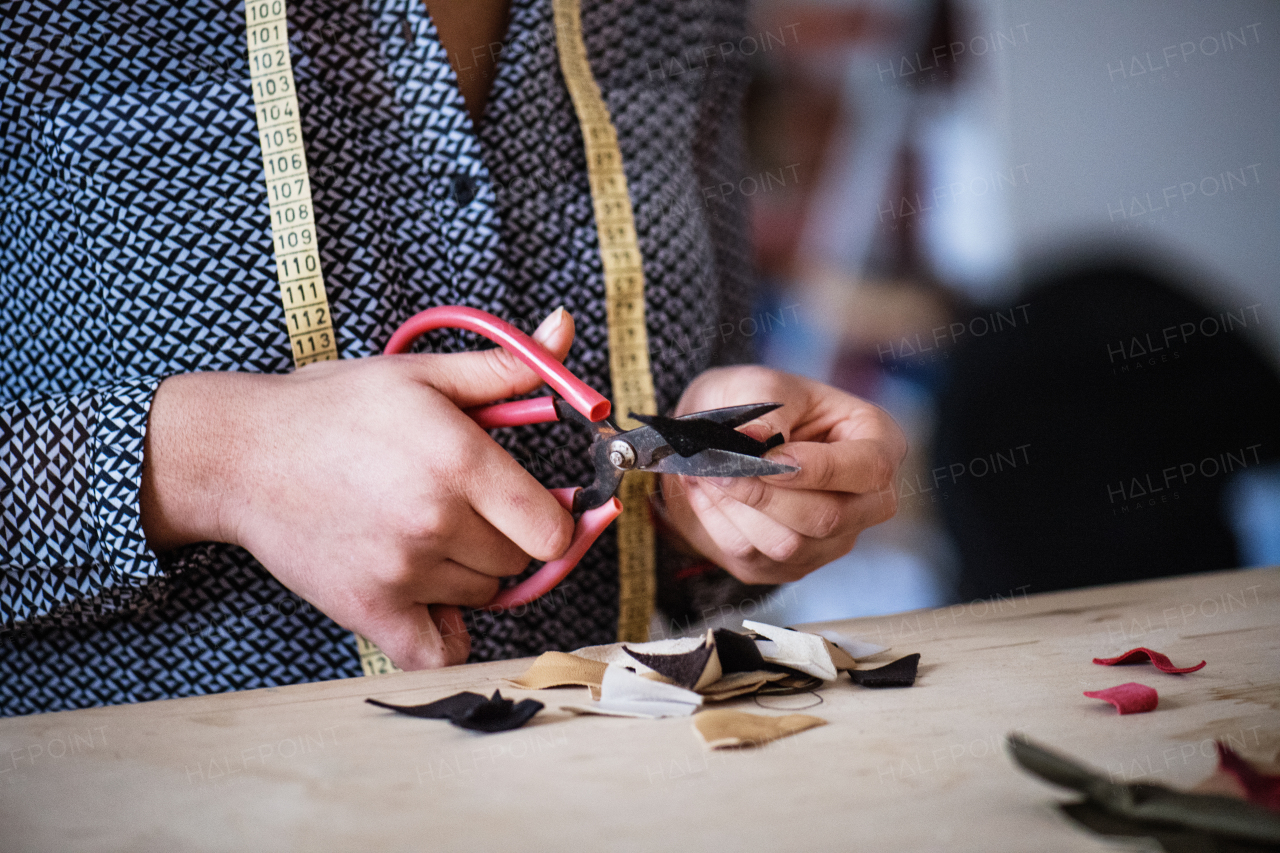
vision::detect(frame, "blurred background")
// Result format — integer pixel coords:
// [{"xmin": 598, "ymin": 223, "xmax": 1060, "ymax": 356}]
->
[{"xmin": 677, "ymin": 0, "xmax": 1280, "ymax": 630}]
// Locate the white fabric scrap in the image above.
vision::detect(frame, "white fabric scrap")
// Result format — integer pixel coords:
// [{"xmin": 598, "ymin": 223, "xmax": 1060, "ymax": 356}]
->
[
  {"xmin": 560, "ymin": 664, "xmax": 703, "ymax": 719},
  {"xmin": 742, "ymin": 620, "xmax": 838, "ymax": 681},
  {"xmin": 812, "ymin": 629, "xmax": 888, "ymax": 659}
]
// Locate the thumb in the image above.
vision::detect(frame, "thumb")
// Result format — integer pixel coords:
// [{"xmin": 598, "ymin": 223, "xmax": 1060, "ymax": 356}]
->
[{"xmin": 409, "ymin": 307, "xmax": 576, "ymax": 408}]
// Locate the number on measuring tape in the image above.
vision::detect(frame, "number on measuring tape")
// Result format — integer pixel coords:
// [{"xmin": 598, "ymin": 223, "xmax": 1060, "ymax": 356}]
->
[{"xmin": 243, "ymin": 2, "xmax": 338, "ymax": 367}]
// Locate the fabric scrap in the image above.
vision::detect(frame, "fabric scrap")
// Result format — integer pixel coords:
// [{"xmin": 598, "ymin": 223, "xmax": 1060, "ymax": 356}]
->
[
  {"xmin": 1083, "ymin": 682, "xmax": 1159, "ymax": 714},
  {"xmin": 1007, "ymin": 734, "xmax": 1280, "ymax": 846},
  {"xmin": 624, "ymin": 629, "xmax": 722, "ymax": 691},
  {"xmin": 366, "ymin": 692, "xmax": 487, "ymax": 720},
  {"xmin": 571, "ymin": 637, "xmax": 704, "ymax": 674},
  {"xmin": 1217, "ymin": 743, "xmax": 1280, "ymax": 813},
  {"xmin": 561, "ymin": 703, "xmax": 666, "ymax": 719},
  {"xmin": 1093, "ymin": 647, "xmax": 1206, "ymax": 674},
  {"xmin": 757, "ymin": 673, "xmax": 824, "ymax": 695},
  {"xmin": 743, "ymin": 620, "xmax": 838, "ymax": 680},
  {"xmin": 823, "ymin": 640, "xmax": 859, "ymax": 672},
  {"xmin": 628, "ymin": 412, "xmax": 780, "ymax": 459},
  {"xmin": 564, "ymin": 664, "xmax": 703, "ymax": 718},
  {"xmin": 848, "ymin": 653, "xmax": 921, "ymax": 688},
  {"xmin": 812, "ymin": 629, "xmax": 889, "ymax": 660},
  {"xmin": 693, "ymin": 709, "xmax": 826, "ymax": 749},
  {"xmin": 712, "ymin": 628, "xmax": 767, "ymax": 673},
  {"xmin": 698, "ymin": 671, "xmax": 788, "ymax": 701},
  {"xmin": 508, "ymin": 651, "xmax": 608, "ymax": 689},
  {"xmin": 366, "ymin": 690, "xmax": 543, "ymax": 733},
  {"xmin": 453, "ymin": 692, "xmax": 545, "ymax": 733},
  {"xmin": 1059, "ymin": 801, "xmax": 1274, "ymax": 853}
]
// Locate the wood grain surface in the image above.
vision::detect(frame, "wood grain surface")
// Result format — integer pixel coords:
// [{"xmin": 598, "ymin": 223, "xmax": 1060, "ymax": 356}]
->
[{"xmin": 1, "ymin": 567, "xmax": 1276, "ymax": 852}]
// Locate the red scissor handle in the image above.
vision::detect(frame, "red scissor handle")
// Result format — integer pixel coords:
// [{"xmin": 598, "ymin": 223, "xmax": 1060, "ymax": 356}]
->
[
  {"xmin": 485, "ymin": 489, "xmax": 622, "ymax": 612},
  {"xmin": 385, "ymin": 306, "xmax": 622, "ymax": 612},
  {"xmin": 385, "ymin": 306, "xmax": 609, "ymax": 420}
]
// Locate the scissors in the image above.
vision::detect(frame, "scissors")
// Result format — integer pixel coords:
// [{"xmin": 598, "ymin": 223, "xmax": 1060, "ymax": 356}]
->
[{"xmin": 386, "ymin": 306, "xmax": 797, "ymax": 612}]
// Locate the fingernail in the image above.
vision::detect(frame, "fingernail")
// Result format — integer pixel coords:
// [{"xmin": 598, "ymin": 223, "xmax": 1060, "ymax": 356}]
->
[
  {"xmin": 707, "ymin": 477, "xmax": 734, "ymax": 489},
  {"xmin": 532, "ymin": 307, "xmax": 566, "ymax": 344},
  {"xmin": 768, "ymin": 453, "xmax": 800, "ymax": 479},
  {"xmin": 740, "ymin": 419, "xmax": 773, "ymax": 442}
]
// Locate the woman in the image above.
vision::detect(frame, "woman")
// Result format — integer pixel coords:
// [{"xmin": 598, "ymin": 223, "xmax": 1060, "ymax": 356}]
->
[{"xmin": 0, "ymin": 0, "xmax": 904, "ymax": 715}]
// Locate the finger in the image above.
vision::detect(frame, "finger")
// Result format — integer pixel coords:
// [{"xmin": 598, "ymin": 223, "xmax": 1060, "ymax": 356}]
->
[
  {"xmin": 845, "ymin": 485, "xmax": 900, "ymax": 529},
  {"xmin": 369, "ymin": 603, "xmax": 472, "ymax": 671},
  {"xmin": 762, "ymin": 438, "xmax": 897, "ymax": 494},
  {"xmin": 704, "ymin": 478, "xmax": 856, "ymax": 539},
  {"xmin": 408, "ymin": 307, "xmax": 577, "ymax": 408},
  {"xmin": 444, "ymin": 509, "xmax": 533, "ymax": 578},
  {"xmin": 431, "ymin": 604, "xmax": 471, "ymax": 664},
  {"xmin": 684, "ymin": 478, "xmax": 759, "ymax": 563},
  {"xmin": 698, "ymin": 481, "xmax": 816, "ymax": 569},
  {"xmin": 736, "ymin": 415, "xmax": 791, "ymax": 445},
  {"xmin": 706, "ymin": 490, "xmax": 859, "ymax": 582},
  {"xmin": 404, "ymin": 559, "xmax": 501, "ymax": 609},
  {"xmin": 461, "ymin": 438, "xmax": 575, "ymax": 563}
]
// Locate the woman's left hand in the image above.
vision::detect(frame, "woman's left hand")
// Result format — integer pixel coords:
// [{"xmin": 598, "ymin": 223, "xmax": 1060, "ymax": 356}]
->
[{"xmin": 658, "ymin": 366, "xmax": 907, "ymax": 585}]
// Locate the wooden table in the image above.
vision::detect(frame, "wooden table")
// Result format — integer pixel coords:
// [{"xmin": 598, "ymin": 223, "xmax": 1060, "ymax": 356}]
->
[{"xmin": 2, "ymin": 568, "xmax": 1277, "ymax": 852}]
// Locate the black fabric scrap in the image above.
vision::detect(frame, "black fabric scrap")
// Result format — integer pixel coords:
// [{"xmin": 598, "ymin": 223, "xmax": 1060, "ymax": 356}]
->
[
  {"xmin": 629, "ymin": 413, "xmax": 782, "ymax": 459},
  {"xmin": 366, "ymin": 691, "xmax": 543, "ymax": 733},
  {"xmin": 624, "ymin": 641, "xmax": 715, "ymax": 690},
  {"xmin": 457, "ymin": 692, "xmax": 544, "ymax": 733},
  {"xmin": 713, "ymin": 628, "xmax": 767, "ymax": 673},
  {"xmin": 848, "ymin": 653, "xmax": 920, "ymax": 687},
  {"xmin": 366, "ymin": 692, "xmax": 487, "ymax": 719}
]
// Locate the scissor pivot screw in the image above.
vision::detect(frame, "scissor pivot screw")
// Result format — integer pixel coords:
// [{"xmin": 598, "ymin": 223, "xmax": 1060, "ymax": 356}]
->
[{"xmin": 608, "ymin": 439, "xmax": 637, "ymax": 470}]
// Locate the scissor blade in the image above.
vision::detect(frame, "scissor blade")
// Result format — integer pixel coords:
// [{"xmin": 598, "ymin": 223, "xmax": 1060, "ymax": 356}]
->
[
  {"xmin": 628, "ymin": 405, "xmax": 786, "ymax": 459},
  {"xmin": 642, "ymin": 448, "xmax": 798, "ymax": 477},
  {"xmin": 677, "ymin": 403, "xmax": 783, "ymax": 429}
]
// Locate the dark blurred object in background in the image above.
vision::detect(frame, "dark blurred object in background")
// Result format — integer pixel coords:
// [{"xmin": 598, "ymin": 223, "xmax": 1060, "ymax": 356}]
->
[
  {"xmin": 659, "ymin": 0, "xmax": 1280, "ymax": 634},
  {"xmin": 934, "ymin": 259, "xmax": 1280, "ymax": 599}
]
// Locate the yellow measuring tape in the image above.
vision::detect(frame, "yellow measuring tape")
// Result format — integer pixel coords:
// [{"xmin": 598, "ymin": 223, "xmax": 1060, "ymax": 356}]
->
[
  {"xmin": 550, "ymin": 0, "xmax": 658, "ymax": 644},
  {"xmin": 243, "ymin": 0, "xmax": 658, "ymax": 676},
  {"xmin": 244, "ymin": 1, "xmax": 338, "ymax": 367}
]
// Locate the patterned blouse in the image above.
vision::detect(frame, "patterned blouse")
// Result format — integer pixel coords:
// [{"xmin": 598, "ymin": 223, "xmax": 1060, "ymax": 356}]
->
[{"xmin": 0, "ymin": 0, "xmax": 754, "ymax": 715}]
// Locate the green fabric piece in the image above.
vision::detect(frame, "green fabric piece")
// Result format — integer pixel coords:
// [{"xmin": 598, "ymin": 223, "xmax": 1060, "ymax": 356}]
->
[{"xmin": 1007, "ymin": 735, "xmax": 1280, "ymax": 846}]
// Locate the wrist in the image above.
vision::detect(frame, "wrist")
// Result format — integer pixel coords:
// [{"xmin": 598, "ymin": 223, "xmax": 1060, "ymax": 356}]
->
[{"xmin": 140, "ymin": 371, "xmax": 271, "ymax": 552}]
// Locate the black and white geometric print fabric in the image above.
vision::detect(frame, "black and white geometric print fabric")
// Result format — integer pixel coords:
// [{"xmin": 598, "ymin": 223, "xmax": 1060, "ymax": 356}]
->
[{"xmin": 0, "ymin": 0, "xmax": 754, "ymax": 716}]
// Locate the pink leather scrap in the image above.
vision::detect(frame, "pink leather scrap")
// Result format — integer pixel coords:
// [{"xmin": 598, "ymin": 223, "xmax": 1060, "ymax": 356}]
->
[
  {"xmin": 1217, "ymin": 743, "xmax": 1280, "ymax": 812},
  {"xmin": 1092, "ymin": 647, "xmax": 1206, "ymax": 673},
  {"xmin": 1083, "ymin": 682, "xmax": 1158, "ymax": 714}
]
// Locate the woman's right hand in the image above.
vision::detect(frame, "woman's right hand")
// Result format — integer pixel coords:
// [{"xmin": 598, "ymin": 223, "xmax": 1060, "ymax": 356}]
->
[{"xmin": 140, "ymin": 308, "xmax": 578, "ymax": 670}]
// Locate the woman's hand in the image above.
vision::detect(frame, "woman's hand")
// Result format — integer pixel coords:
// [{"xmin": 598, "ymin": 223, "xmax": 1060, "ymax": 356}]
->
[
  {"xmin": 659, "ymin": 365, "xmax": 907, "ymax": 584},
  {"xmin": 141, "ymin": 309, "xmax": 578, "ymax": 671}
]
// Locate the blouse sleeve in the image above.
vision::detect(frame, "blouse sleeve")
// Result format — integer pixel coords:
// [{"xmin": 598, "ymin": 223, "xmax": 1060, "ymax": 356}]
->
[{"xmin": 1, "ymin": 376, "xmax": 167, "ymax": 628}]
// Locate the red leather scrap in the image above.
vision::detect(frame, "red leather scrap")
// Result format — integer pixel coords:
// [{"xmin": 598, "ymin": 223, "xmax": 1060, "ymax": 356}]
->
[
  {"xmin": 1092, "ymin": 647, "xmax": 1206, "ymax": 674},
  {"xmin": 1217, "ymin": 743, "xmax": 1280, "ymax": 812},
  {"xmin": 1083, "ymin": 682, "xmax": 1158, "ymax": 714}
]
